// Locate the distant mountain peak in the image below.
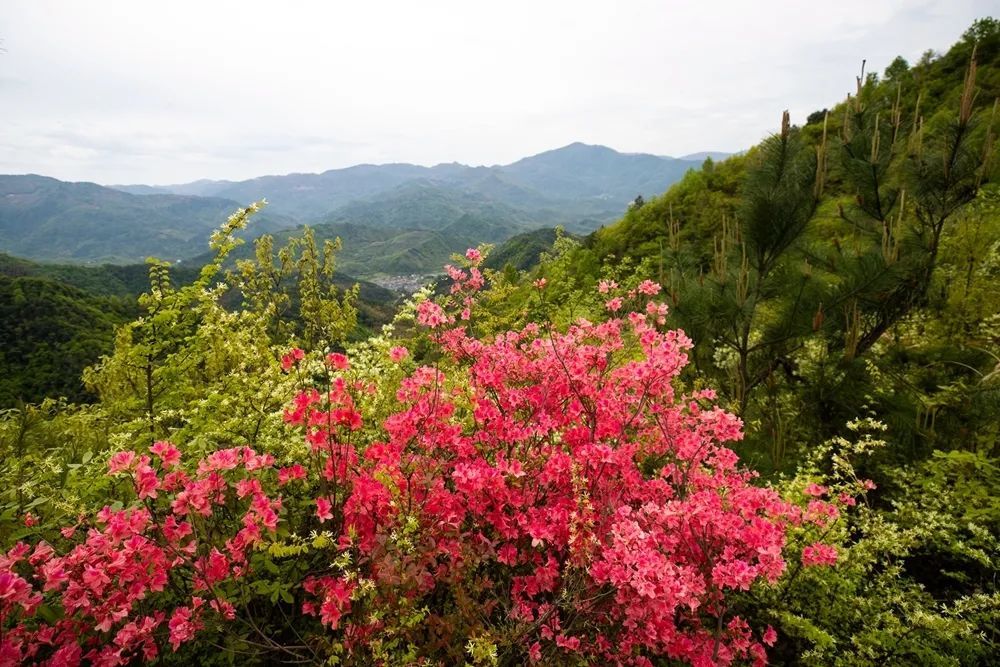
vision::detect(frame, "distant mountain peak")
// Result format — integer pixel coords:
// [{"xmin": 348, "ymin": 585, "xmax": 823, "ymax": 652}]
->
[
  {"xmin": 563, "ymin": 141, "xmax": 610, "ymax": 150},
  {"xmin": 541, "ymin": 142, "xmax": 621, "ymax": 156},
  {"xmin": 677, "ymin": 151, "xmax": 733, "ymax": 162}
]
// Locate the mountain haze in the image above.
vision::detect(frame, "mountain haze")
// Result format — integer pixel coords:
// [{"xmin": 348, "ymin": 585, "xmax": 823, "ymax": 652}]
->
[
  {"xmin": 0, "ymin": 175, "xmax": 293, "ymax": 263},
  {"xmin": 112, "ymin": 143, "xmax": 707, "ymax": 224},
  {"xmin": 676, "ymin": 151, "xmax": 734, "ymax": 161},
  {"xmin": 2, "ymin": 143, "xmax": 713, "ymax": 271}
]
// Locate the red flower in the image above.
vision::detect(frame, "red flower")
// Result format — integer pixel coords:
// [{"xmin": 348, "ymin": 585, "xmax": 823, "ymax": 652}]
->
[
  {"xmin": 327, "ymin": 352, "xmax": 350, "ymax": 371},
  {"xmin": 150, "ymin": 441, "xmax": 181, "ymax": 469},
  {"xmin": 281, "ymin": 347, "xmax": 305, "ymax": 371},
  {"xmin": 802, "ymin": 543, "xmax": 838, "ymax": 567},
  {"xmin": 315, "ymin": 497, "xmax": 333, "ymax": 523}
]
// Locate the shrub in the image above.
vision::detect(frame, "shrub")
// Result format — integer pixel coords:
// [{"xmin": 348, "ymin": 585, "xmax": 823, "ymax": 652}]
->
[{"xmin": 0, "ymin": 254, "xmax": 845, "ymax": 666}]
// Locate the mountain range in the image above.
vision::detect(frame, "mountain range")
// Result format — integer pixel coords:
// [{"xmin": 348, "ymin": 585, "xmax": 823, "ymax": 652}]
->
[
  {"xmin": 1, "ymin": 143, "xmax": 729, "ymax": 275},
  {"xmin": 112, "ymin": 143, "xmax": 722, "ymax": 220},
  {"xmin": 0, "ymin": 175, "xmax": 295, "ymax": 263}
]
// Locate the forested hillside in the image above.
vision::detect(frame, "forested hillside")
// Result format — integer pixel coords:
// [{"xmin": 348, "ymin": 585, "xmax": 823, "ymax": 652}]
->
[
  {"xmin": 0, "ymin": 275, "xmax": 135, "ymax": 405},
  {"xmin": 0, "ymin": 19, "xmax": 997, "ymax": 667},
  {"xmin": 464, "ymin": 18, "xmax": 1000, "ymax": 663},
  {"xmin": 0, "ymin": 176, "xmax": 293, "ymax": 263},
  {"xmin": 0, "ymin": 253, "xmax": 202, "ymax": 297},
  {"xmin": 518, "ymin": 17, "xmax": 1000, "ymax": 470},
  {"xmin": 184, "ymin": 218, "xmax": 549, "ymax": 281},
  {"xmin": 0, "ymin": 249, "xmax": 399, "ymax": 407}
]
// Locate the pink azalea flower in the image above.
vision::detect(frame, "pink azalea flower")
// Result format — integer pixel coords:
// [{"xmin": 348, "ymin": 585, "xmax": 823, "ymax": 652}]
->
[{"xmin": 315, "ymin": 497, "xmax": 333, "ymax": 523}]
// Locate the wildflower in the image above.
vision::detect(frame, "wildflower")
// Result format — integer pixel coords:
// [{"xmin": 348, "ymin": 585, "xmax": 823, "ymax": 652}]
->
[
  {"xmin": 315, "ymin": 497, "xmax": 334, "ymax": 523},
  {"xmin": 801, "ymin": 543, "xmax": 838, "ymax": 566},
  {"xmin": 416, "ymin": 300, "xmax": 448, "ymax": 328},
  {"xmin": 150, "ymin": 441, "xmax": 181, "ymax": 469},
  {"xmin": 637, "ymin": 279, "xmax": 662, "ymax": 295},
  {"xmin": 281, "ymin": 347, "xmax": 305, "ymax": 372},
  {"xmin": 598, "ymin": 279, "xmax": 618, "ymax": 293}
]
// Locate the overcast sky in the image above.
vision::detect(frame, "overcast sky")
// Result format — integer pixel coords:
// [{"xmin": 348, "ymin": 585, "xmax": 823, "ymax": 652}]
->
[{"xmin": 0, "ymin": 1, "xmax": 994, "ymax": 185}]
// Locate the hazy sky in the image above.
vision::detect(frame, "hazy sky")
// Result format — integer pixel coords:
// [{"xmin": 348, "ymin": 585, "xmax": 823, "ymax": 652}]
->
[{"xmin": 1, "ymin": 1, "xmax": 994, "ymax": 184}]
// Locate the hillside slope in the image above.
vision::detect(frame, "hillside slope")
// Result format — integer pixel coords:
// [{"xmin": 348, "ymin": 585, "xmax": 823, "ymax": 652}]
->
[
  {"xmin": 0, "ymin": 175, "xmax": 293, "ymax": 263},
  {"xmin": 0, "ymin": 249, "xmax": 400, "ymax": 408},
  {"xmin": 0, "ymin": 274, "xmax": 135, "ymax": 405}
]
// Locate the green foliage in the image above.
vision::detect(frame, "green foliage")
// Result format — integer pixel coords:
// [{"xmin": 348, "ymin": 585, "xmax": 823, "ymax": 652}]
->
[
  {"xmin": 268, "ymin": 219, "xmax": 513, "ymax": 280},
  {"xmin": 528, "ymin": 24, "xmax": 1000, "ymax": 474},
  {"xmin": 590, "ymin": 151, "xmax": 748, "ymax": 271},
  {"xmin": 0, "ymin": 275, "xmax": 134, "ymax": 406},
  {"xmin": 0, "ymin": 234, "xmax": 397, "ymax": 410},
  {"xmin": 234, "ymin": 226, "xmax": 359, "ymax": 348},
  {"xmin": 482, "ymin": 227, "xmax": 567, "ymax": 273},
  {"xmin": 0, "ymin": 252, "xmax": 200, "ymax": 298},
  {"xmin": 194, "ymin": 219, "xmax": 566, "ymax": 284},
  {"xmin": 742, "ymin": 421, "xmax": 999, "ymax": 666},
  {"xmin": 0, "ymin": 399, "xmax": 116, "ymax": 540},
  {"xmin": 0, "ymin": 203, "xmax": 377, "ymax": 537},
  {"xmin": 81, "ymin": 203, "xmax": 360, "ymax": 455}
]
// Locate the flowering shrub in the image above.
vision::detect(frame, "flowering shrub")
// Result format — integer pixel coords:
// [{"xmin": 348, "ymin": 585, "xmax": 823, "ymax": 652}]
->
[
  {"xmin": 0, "ymin": 445, "xmax": 277, "ymax": 665},
  {"xmin": 0, "ymin": 253, "xmax": 848, "ymax": 666}
]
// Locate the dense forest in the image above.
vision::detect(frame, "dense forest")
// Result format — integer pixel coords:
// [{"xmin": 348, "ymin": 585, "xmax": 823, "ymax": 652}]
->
[
  {"xmin": 1, "ymin": 19, "xmax": 998, "ymax": 666},
  {"xmin": 0, "ymin": 252, "xmax": 398, "ymax": 407}
]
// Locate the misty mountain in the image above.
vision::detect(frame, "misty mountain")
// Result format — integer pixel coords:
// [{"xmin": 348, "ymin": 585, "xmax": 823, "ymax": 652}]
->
[
  {"xmin": 114, "ymin": 143, "xmax": 707, "ymax": 224},
  {"xmin": 0, "ymin": 175, "xmax": 294, "ymax": 263},
  {"xmin": 676, "ymin": 151, "xmax": 734, "ymax": 162},
  {"xmin": 2, "ymin": 143, "xmax": 720, "ymax": 268},
  {"xmin": 499, "ymin": 143, "xmax": 698, "ymax": 202}
]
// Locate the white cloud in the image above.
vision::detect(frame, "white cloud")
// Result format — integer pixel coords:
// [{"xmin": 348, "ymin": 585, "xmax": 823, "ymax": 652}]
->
[{"xmin": 0, "ymin": 0, "xmax": 992, "ymax": 183}]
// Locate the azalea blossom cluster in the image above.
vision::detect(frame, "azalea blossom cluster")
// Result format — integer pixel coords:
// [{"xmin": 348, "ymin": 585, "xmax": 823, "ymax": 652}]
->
[
  {"xmin": 274, "ymin": 260, "xmax": 847, "ymax": 664},
  {"xmin": 0, "ymin": 254, "xmax": 850, "ymax": 666},
  {"xmin": 1, "ymin": 444, "xmax": 278, "ymax": 665}
]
